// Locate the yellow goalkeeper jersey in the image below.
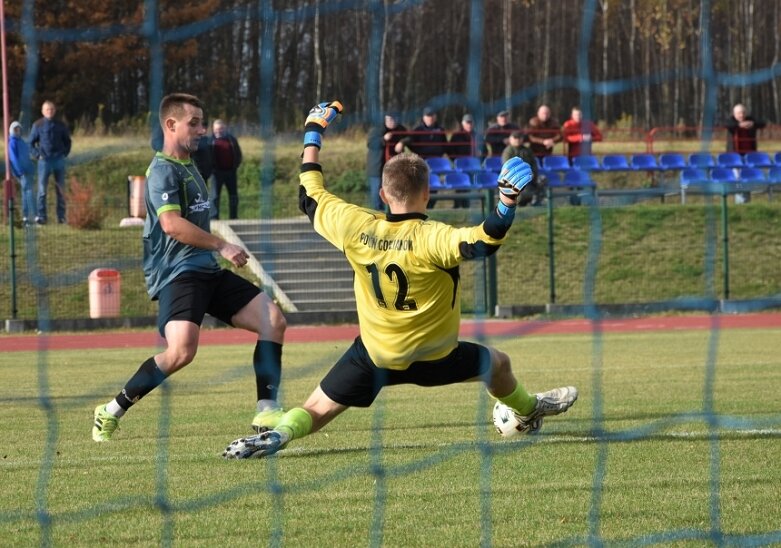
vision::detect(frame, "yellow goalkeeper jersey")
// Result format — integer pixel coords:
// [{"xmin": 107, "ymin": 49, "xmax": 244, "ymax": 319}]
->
[{"xmin": 300, "ymin": 166, "xmax": 510, "ymax": 370}]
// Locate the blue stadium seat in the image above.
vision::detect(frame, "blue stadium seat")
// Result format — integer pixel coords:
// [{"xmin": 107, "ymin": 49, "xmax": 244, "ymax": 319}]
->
[
  {"xmin": 659, "ymin": 153, "xmax": 687, "ymax": 171},
  {"xmin": 710, "ymin": 167, "xmax": 738, "ymax": 183},
  {"xmin": 630, "ymin": 153, "xmax": 661, "ymax": 171},
  {"xmin": 774, "ymin": 152, "xmax": 781, "ymax": 165},
  {"xmin": 679, "ymin": 168, "xmax": 716, "ymax": 203},
  {"xmin": 542, "ymin": 155, "xmax": 571, "ymax": 172},
  {"xmin": 483, "ymin": 156, "xmax": 503, "ymax": 173},
  {"xmin": 688, "ymin": 153, "xmax": 715, "ymax": 169},
  {"xmin": 601, "ymin": 154, "xmax": 631, "ymax": 171},
  {"xmin": 571, "ymin": 155, "xmax": 601, "ymax": 171},
  {"xmin": 443, "ymin": 172, "xmax": 472, "ymax": 189},
  {"xmin": 539, "ymin": 169, "xmax": 560, "ymax": 184},
  {"xmin": 453, "ymin": 156, "xmax": 483, "ymax": 175},
  {"xmin": 743, "ymin": 151, "xmax": 773, "ymax": 168},
  {"xmin": 429, "ymin": 173, "xmax": 444, "ymax": 189},
  {"xmin": 679, "ymin": 168, "xmax": 709, "ymax": 187},
  {"xmin": 560, "ymin": 169, "xmax": 596, "ymax": 188},
  {"xmin": 717, "ymin": 152, "xmax": 744, "ymax": 168},
  {"xmin": 769, "ymin": 166, "xmax": 781, "ymax": 183},
  {"xmin": 739, "ymin": 167, "xmax": 766, "ymax": 183},
  {"xmin": 425, "ymin": 157, "xmax": 454, "ymax": 176},
  {"xmin": 473, "ymin": 171, "xmax": 498, "ymax": 188}
]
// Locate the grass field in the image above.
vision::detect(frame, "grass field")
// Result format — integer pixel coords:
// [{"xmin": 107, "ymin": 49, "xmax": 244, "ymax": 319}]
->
[{"xmin": 2, "ymin": 327, "xmax": 780, "ymax": 546}]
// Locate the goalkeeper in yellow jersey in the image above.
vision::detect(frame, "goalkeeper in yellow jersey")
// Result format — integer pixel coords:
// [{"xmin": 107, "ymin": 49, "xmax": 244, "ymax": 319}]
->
[{"xmin": 224, "ymin": 102, "xmax": 577, "ymax": 459}]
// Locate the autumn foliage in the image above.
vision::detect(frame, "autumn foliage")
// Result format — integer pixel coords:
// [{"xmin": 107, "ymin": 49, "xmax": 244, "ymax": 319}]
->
[{"xmin": 66, "ymin": 177, "xmax": 107, "ymax": 230}]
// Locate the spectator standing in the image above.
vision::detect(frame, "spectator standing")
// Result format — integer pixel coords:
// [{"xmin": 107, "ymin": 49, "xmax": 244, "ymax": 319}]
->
[
  {"xmin": 223, "ymin": 101, "xmax": 577, "ymax": 459},
  {"xmin": 449, "ymin": 113, "xmax": 485, "ymax": 158},
  {"xmin": 367, "ymin": 112, "xmax": 407, "ymax": 210},
  {"xmin": 8, "ymin": 121, "xmax": 36, "ymax": 225},
  {"xmin": 561, "ymin": 106, "xmax": 602, "ymax": 160},
  {"xmin": 485, "ymin": 110, "xmax": 520, "ymax": 157},
  {"xmin": 92, "ymin": 93, "xmax": 288, "ymax": 442},
  {"xmin": 526, "ymin": 105, "xmax": 562, "ymax": 159},
  {"xmin": 502, "ymin": 131, "xmax": 543, "ymax": 206},
  {"xmin": 190, "ymin": 119, "xmax": 214, "ymax": 184},
  {"xmin": 406, "ymin": 106, "xmax": 447, "ymax": 158},
  {"xmin": 210, "ymin": 119, "xmax": 243, "ymax": 219},
  {"xmin": 725, "ymin": 103, "xmax": 766, "ymax": 204},
  {"xmin": 29, "ymin": 100, "xmax": 72, "ymax": 224},
  {"xmin": 725, "ymin": 103, "xmax": 765, "ymax": 154}
]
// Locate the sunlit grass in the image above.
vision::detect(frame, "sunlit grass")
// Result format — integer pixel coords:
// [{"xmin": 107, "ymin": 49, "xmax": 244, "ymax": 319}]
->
[{"xmin": 1, "ymin": 328, "xmax": 779, "ymax": 545}]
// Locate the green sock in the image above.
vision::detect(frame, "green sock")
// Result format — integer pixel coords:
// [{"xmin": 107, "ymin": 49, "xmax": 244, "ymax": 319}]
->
[
  {"xmin": 497, "ymin": 383, "xmax": 537, "ymax": 416},
  {"xmin": 275, "ymin": 407, "xmax": 313, "ymax": 440}
]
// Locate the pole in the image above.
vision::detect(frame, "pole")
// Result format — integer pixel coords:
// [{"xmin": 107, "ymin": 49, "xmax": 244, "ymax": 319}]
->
[
  {"xmin": 485, "ymin": 189, "xmax": 497, "ymax": 315},
  {"xmin": 721, "ymin": 191, "xmax": 730, "ymax": 300},
  {"xmin": 1, "ymin": 0, "xmax": 18, "ymax": 320},
  {"xmin": 546, "ymin": 185, "xmax": 556, "ymax": 304}
]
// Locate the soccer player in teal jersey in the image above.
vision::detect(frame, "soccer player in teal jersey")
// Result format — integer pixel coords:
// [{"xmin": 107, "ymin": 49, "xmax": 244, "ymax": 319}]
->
[
  {"xmin": 92, "ymin": 93, "xmax": 287, "ymax": 442},
  {"xmin": 224, "ymin": 102, "xmax": 577, "ymax": 459}
]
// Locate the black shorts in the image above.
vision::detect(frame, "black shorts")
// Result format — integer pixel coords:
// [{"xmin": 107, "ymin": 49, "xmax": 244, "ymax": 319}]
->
[
  {"xmin": 156, "ymin": 270, "xmax": 261, "ymax": 337},
  {"xmin": 319, "ymin": 337, "xmax": 491, "ymax": 407}
]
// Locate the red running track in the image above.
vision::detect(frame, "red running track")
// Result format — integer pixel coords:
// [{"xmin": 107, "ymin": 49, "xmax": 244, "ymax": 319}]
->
[{"xmin": 2, "ymin": 313, "xmax": 780, "ymax": 353}]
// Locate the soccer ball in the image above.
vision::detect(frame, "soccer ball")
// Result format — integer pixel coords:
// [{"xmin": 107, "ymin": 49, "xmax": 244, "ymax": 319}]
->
[{"xmin": 492, "ymin": 401, "xmax": 525, "ymax": 438}]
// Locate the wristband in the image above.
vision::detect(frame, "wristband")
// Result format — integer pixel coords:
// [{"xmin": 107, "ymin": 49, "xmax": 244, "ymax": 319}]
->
[
  {"xmin": 303, "ymin": 131, "xmax": 322, "ymax": 149},
  {"xmin": 497, "ymin": 200, "xmax": 516, "ymax": 218}
]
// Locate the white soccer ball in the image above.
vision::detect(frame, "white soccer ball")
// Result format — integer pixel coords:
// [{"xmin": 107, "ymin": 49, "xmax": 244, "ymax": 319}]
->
[{"xmin": 492, "ymin": 401, "xmax": 525, "ymax": 438}]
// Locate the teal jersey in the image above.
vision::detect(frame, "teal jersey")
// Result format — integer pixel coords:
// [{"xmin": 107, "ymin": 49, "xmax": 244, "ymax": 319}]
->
[{"xmin": 142, "ymin": 152, "xmax": 219, "ymax": 299}]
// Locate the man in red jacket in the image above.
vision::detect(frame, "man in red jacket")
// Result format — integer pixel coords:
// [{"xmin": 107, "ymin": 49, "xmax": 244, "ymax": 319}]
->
[{"xmin": 562, "ymin": 106, "xmax": 602, "ymax": 160}]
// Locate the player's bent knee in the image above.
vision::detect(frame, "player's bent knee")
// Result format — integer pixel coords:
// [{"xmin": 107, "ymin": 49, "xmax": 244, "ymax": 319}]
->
[
  {"xmin": 269, "ymin": 303, "xmax": 287, "ymax": 332},
  {"xmin": 164, "ymin": 346, "xmax": 197, "ymax": 372},
  {"xmin": 490, "ymin": 350, "xmax": 513, "ymax": 381}
]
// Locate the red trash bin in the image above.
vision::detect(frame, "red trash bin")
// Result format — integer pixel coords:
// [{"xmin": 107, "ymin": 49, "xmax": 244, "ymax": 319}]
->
[{"xmin": 89, "ymin": 269, "xmax": 121, "ymax": 318}]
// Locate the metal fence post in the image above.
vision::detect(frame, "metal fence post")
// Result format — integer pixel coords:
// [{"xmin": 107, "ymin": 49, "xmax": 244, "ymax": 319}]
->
[
  {"xmin": 546, "ymin": 185, "xmax": 556, "ymax": 304},
  {"xmin": 721, "ymin": 190, "xmax": 730, "ymax": 300},
  {"xmin": 485, "ymin": 189, "xmax": 497, "ymax": 315}
]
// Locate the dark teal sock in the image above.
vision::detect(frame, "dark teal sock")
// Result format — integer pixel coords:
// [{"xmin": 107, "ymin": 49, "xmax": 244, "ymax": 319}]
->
[
  {"xmin": 115, "ymin": 356, "xmax": 167, "ymax": 410},
  {"xmin": 253, "ymin": 340, "xmax": 282, "ymax": 401}
]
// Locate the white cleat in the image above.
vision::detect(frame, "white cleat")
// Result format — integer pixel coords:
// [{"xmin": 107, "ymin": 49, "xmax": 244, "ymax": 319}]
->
[
  {"xmin": 517, "ymin": 386, "xmax": 578, "ymax": 434},
  {"xmin": 222, "ymin": 430, "xmax": 290, "ymax": 459}
]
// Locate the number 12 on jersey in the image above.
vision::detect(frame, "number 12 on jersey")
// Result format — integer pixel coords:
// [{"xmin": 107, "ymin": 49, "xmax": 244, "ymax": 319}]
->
[{"xmin": 365, "ymin": 262, "xmax": 418, "ymax": 311}]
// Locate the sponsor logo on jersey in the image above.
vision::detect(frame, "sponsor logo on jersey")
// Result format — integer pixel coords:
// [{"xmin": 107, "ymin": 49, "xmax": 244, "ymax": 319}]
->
[{"xmin": 189, "ymin": 192, "xmax": 211, "ymax": 213}]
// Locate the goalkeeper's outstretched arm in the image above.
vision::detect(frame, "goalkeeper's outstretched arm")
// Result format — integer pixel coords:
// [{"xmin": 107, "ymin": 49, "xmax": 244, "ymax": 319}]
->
[{"xmin": 301, "ymin": 100, "xmax": 343, "ymax": 165}]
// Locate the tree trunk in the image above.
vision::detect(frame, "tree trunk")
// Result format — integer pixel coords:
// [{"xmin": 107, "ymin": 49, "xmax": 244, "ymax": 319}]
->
[{"xmin": 503, "ymin": 0, "xmax": 512, "ymax": 111}]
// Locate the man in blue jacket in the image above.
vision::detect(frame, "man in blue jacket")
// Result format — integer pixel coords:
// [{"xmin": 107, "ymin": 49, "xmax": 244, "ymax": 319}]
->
[
  {"xmin": 8, "ymin": 121, "xmax": 36, "ymax": 225},
  {"xmin": 29, "ymin": 100, "xmax": 72, "ymax": 224}
]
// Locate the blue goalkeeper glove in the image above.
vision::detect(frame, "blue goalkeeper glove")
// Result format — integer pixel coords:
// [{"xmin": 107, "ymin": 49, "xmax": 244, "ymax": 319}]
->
[
  {"xmin": 304, "ymin": 101, "xmax": 343, "ymax": 149},
  {"xmin": 498, "ymin": 156, "xmax": 533, "ymax": 203}
]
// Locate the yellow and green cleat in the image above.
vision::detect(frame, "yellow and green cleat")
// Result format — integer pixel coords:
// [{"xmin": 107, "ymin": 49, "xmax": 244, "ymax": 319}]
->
[
  {"xmin": 251, "ymin": 408, "xmax": 285, "ymax": 434},
  {"xmin": 92, "ymin": 404, "xmax": 120, "ymax": 442}
]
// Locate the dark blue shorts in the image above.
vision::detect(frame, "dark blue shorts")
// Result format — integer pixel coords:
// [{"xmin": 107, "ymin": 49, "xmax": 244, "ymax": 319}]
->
[
  {"xmin": 156, "ymin": 270, "xmax": 261, "ymax": 337},
  {"xmin": 319, "ymin": 337, "xmax": 491, "ymax": 407}
]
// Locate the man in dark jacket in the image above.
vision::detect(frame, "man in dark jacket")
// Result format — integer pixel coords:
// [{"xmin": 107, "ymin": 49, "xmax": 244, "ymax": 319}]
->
[
  {"xmin": 366, "ymin": 113, "xmax": 407, "ymax": 209},
  {"xmin": 209, "ymin": 119, "xmax": 243, "ymax": 219},
  {"xmin": 725, "ymin": 103, "xmax": 766, "ymax": 204},
  {"xmin": 449, "ymin": 113, "xmax": 486, "ymax": 158},
  {"xmin": 29, "ymin": 100, "xmax": 72, "ymax": 224},
  {"xmin": 405, "ymin": 107, "xmax": 447, "ymax": 158},
  {"xmin": 485, "ymin": 110, "xmax": 520, "ymax": 157},
  {"xmin": 725, "ymin": 103, "xmax": 766, "ymax": 154}
]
